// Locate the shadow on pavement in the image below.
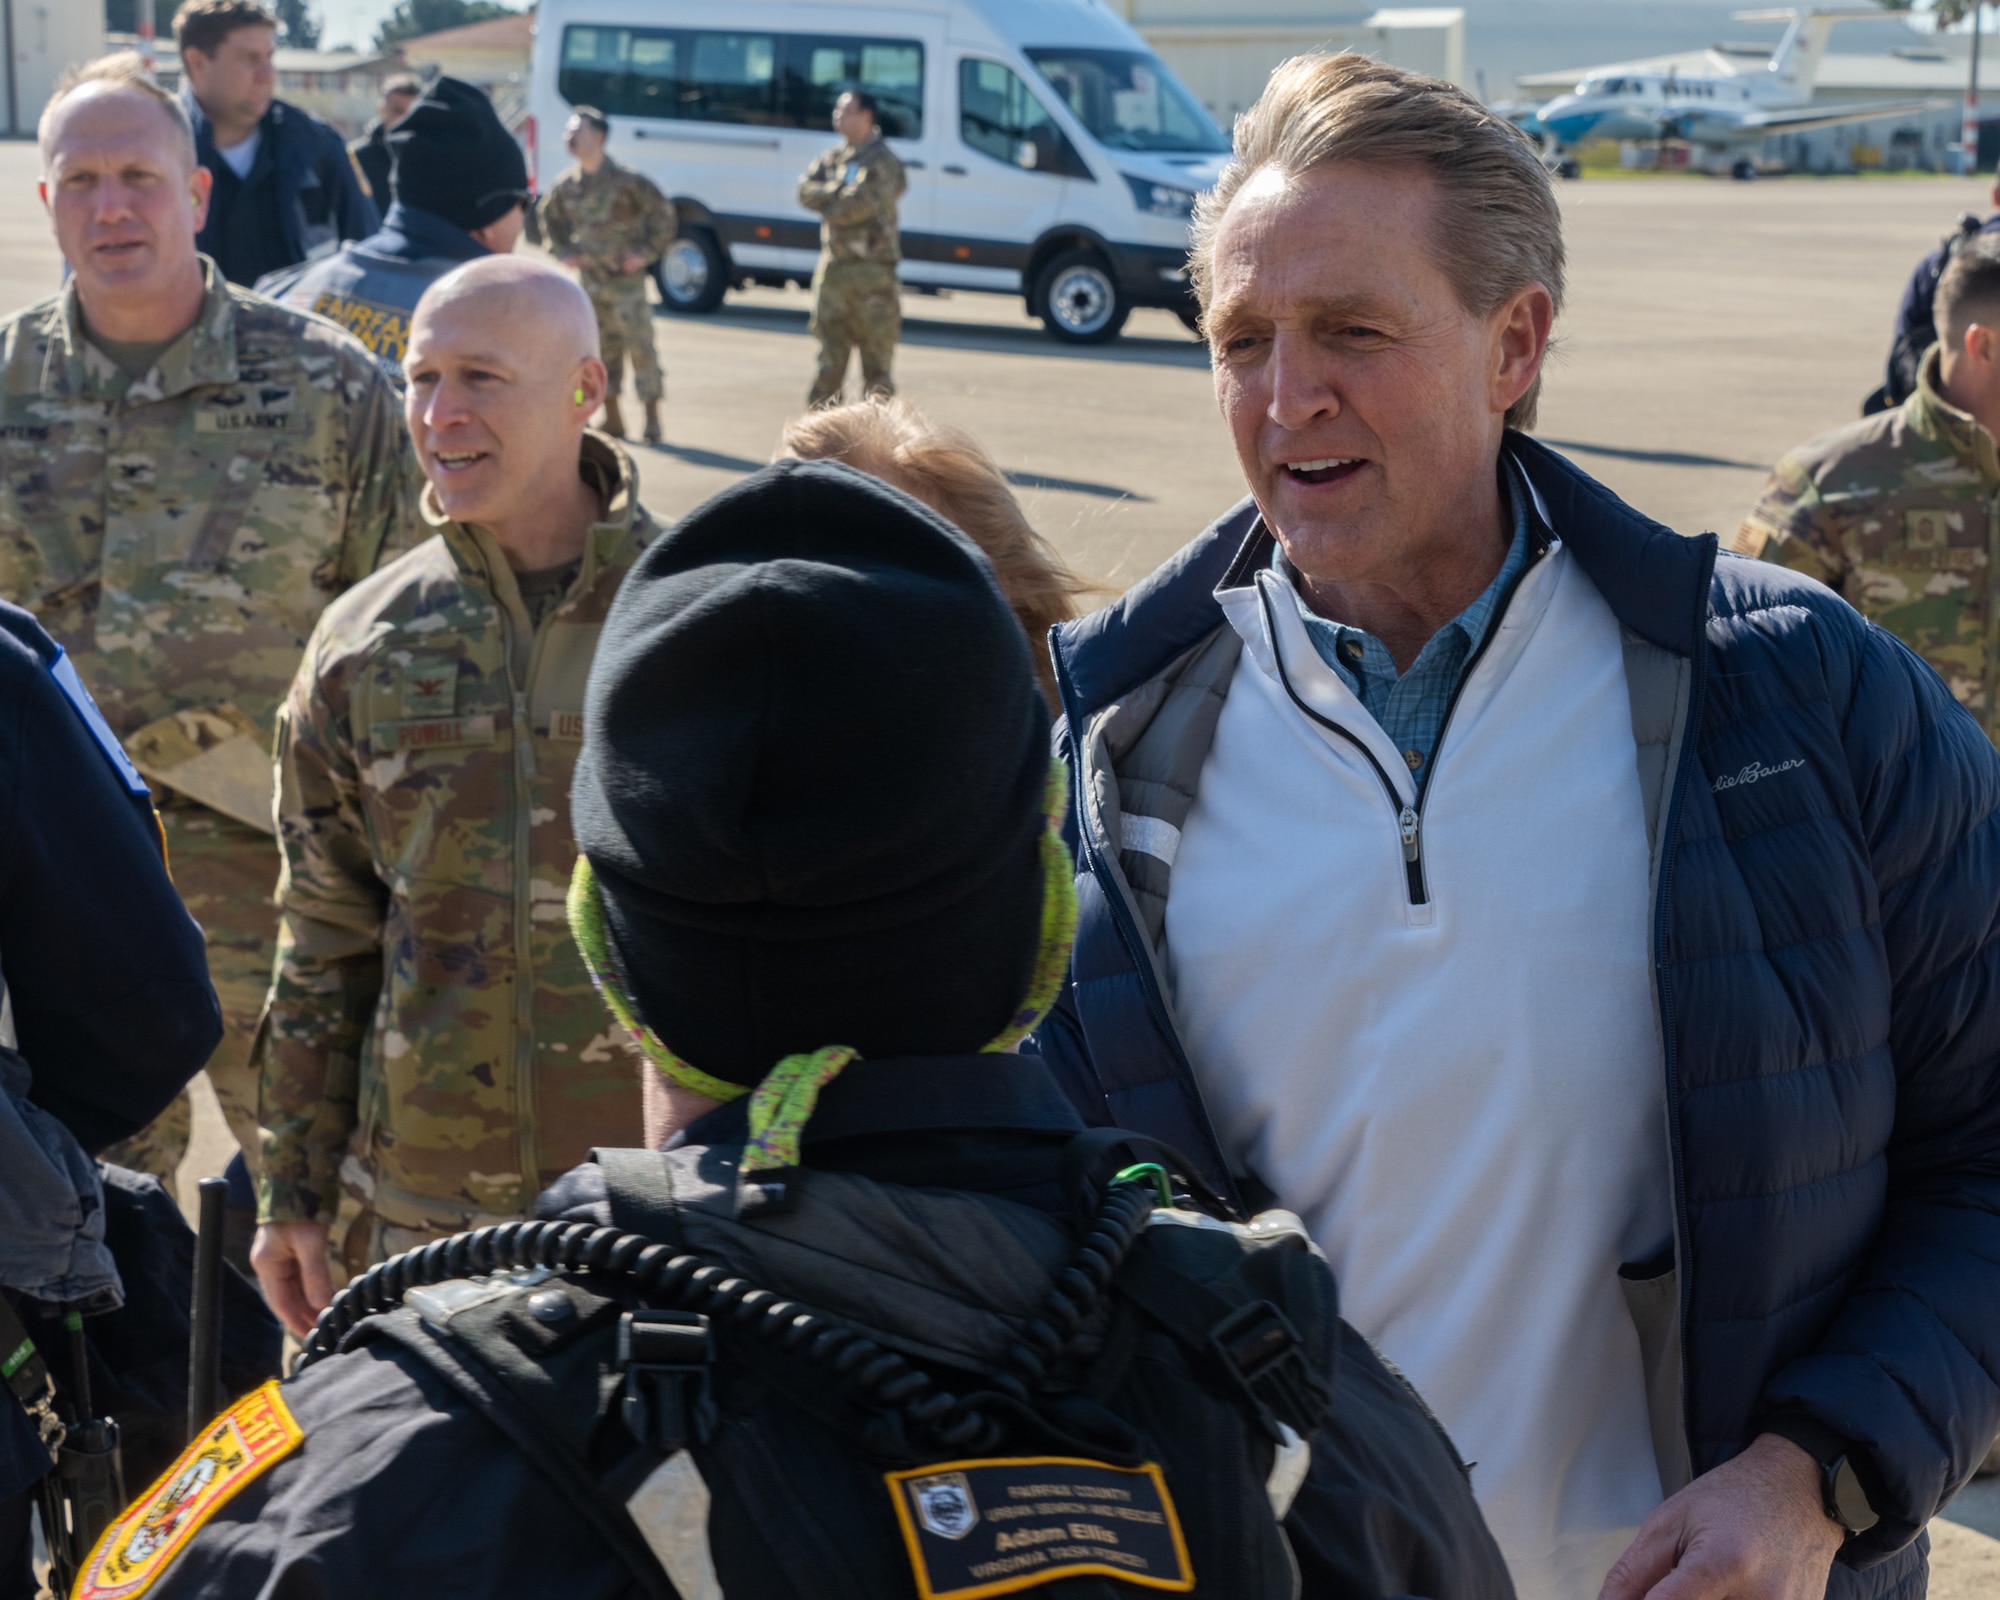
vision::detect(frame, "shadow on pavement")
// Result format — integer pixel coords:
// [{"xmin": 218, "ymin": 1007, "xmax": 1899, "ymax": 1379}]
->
[
  {"xmin": 1005, "ymin": 469, "xmax": 1152, "ymax": 502},
  {"xmin": 645, "ymin": 440, "xmax": 769, "ymax": 473},
  {"xmin": 672, "ymin": 302, "xmax": 1211, "ymax": 369},
  {"xmin": 1541, "ymin": 438, "xmax": 1769, "ymax": 472}
]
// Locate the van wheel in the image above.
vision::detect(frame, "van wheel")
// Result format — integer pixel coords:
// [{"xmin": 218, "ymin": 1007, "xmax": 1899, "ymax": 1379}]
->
[
  {"xmin": 1033, "ymin": 251, "xmax": 1129, "ymax": 344},
  {"xmin": 656, "ymin": 229, "xmax": 728, "ymax": 314}
]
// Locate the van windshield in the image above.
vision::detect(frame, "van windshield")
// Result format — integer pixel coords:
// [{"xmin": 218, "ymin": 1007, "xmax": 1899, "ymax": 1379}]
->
[{"xmin": 1024, "ymin": 48, "xmax": 1228, "ymax": 154}]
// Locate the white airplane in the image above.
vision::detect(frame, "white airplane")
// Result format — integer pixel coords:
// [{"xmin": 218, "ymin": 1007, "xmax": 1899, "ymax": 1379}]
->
[{"xmin": 1520, "ymin": 7, "xmax": 1944, "ymax": 173}]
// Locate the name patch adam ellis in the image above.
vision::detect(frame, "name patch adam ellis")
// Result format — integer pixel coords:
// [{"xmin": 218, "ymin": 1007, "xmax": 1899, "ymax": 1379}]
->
[{"xmin": 885, "ymin": 1456, "xmax": 1193, "ymax": 1600}]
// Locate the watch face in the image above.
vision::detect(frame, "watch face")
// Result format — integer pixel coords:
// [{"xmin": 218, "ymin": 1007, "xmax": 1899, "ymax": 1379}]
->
[{"xmin": 1831, "ymin": 1457, "xmax": 1879, "ymax": 1534}]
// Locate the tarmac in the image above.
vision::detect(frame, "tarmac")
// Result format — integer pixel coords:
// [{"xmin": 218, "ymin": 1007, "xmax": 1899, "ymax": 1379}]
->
[{"xmin": 3, "ymin": 139, "xmax": 1999, "ymax": 1567}]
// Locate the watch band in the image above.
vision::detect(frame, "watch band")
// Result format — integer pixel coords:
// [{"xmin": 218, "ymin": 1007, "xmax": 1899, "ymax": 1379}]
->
[{"xmin": 1762, "ymin": 1413, "xmax": 1880, "ymax": 1535}]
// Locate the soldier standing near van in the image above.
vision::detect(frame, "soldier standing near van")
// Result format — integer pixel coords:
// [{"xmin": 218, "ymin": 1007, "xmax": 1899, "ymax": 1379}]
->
[
  {"xmin": 799, "ymin": 89, "xmax": 906, "ymax": 407},
  {"xmin": 540, "ymin": 107, "xmax": 676, "ymax": 445}
]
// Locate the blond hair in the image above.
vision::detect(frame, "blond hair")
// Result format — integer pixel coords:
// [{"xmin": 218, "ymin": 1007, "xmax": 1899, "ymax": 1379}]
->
[
  {"xmin": 1191, "ymin": 52, "xmax": 1564, "ymax": 430},
  {"xmin": 40, "ymin": 52, "xmax": 197, "ymax": 171},
  {"xmin": 778, "ymin": 399, "xmax": 1104, "ymax": 711}
]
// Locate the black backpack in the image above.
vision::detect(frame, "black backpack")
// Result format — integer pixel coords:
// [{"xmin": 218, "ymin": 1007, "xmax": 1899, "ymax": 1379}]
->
[{"xmin": 305, "ymin": 1135, "xmax": 1511, "ymax": 1600}]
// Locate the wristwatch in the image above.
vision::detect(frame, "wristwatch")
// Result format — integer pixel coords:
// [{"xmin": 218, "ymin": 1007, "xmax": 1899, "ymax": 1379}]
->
[{"xmin": 1763, "ymin": 1415, "xmax": 1880, "ymax": 1535}]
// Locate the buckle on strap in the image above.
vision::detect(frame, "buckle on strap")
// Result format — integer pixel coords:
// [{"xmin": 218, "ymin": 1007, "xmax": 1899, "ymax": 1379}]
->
[
  {"xmin": 1208, "ymin": 1299, "xmax": 1320, "ymax": 1443},
  {"xmin": 2, "ymin": 1310, "xmax": 65, "ymax": 1463},
  {"xmin": 617, "ymin": 1310, "xmax": 716, "ymax": 1453}
]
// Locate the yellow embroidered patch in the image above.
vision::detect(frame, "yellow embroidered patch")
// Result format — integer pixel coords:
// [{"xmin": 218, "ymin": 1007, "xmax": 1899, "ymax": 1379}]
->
[
  {"xmin": 73, "ymin": 1381, "xmax": 303, "ymax": 1600},
  {"xmin": 885, "ymin": 1455, "xmax": 1194, "ymax": 1600}
]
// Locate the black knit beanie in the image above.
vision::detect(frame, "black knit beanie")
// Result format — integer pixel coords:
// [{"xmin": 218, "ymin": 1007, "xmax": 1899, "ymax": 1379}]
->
[
  {"xmin": 570, "ymin": 459, "xmax": 1052, "ymax": 1083},
  {"xmin": 388, "ymin": 77, "xmax": 530, "ymax": 233}
]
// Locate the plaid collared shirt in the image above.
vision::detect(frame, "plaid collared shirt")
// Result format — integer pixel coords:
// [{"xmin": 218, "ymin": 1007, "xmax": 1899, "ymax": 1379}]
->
[{"xmin": 1287, "ymin": 465, "xmax": 1534, "ymax": 781}]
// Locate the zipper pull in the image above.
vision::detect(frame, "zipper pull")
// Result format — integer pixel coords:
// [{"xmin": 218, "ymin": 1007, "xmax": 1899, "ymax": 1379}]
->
[
  {"xmin": 1399, "ymin": 806, "xmax": 1421, "ymax": 863},
  {"xmin": 515, "ymin": 692, "xmax": 537, "ymax": 776}
]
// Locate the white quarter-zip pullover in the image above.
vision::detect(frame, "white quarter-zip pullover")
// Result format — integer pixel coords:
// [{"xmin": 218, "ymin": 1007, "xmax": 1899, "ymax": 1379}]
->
[{"xmin": 1162, "ymin": 542, "xmax": 1672, "ymax": 1600}]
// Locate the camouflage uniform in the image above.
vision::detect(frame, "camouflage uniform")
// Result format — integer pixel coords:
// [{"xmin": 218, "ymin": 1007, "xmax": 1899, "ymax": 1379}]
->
[
  {"xmin": 256, "ymin": 433, "xmax": 650, "ymax": 1267},
  {"xmin": 798, "ymin": 129, "xmax": 906, "ymax": 407},
  {"xmin": 0, "ymin": 259, "xmax": 418, "ymax": 1181},
  {"xmin": 539, "ymin": 158, "xmax": 677, "ymax": 406},
  {"xmin": 1741, "ymin": 345, "xmax": 2000, "ymax": 741}
]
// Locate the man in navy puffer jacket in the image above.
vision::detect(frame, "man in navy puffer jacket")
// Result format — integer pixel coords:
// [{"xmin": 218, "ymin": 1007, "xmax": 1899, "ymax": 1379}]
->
[{"xmin": 1031, "ymin": 53, "xmax": 2000, "ymax": 1600}]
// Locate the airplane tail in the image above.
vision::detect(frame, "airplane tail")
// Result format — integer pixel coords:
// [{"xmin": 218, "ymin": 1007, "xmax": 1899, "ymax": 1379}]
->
[{"xmin": 1733, "ymin": 8, "xmax": 1881, "ymax": 97}]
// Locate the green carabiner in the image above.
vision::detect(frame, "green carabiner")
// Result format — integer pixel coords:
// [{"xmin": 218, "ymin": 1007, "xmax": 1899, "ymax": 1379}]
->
[{"xmin": 1112, "ymin": 1161, "xmax": 1177, "ymax": 1210}]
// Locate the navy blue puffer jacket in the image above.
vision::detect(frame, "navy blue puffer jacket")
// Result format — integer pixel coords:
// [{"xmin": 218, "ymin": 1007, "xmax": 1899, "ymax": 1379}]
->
[{"xmin": 1032, "ymin": 435, "xmax": 2000, "ymax": 1595}]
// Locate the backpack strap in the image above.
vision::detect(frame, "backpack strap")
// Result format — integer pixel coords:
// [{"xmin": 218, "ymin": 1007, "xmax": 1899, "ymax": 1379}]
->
[
  {"xmin": 1113, "ymin": 1233, "xmax": 1332, "ymax": 1445},
  {"xmin": 593, "ymin": 1143, "xmax": 763, "ymax": 1239},
  {"xmin": 594, "ymin": 1147, "xmax": 685, "ymax": 1243},
  {"xmin": 356, "ymin": 1285, "xmax": 678, "ymax": 1599}
]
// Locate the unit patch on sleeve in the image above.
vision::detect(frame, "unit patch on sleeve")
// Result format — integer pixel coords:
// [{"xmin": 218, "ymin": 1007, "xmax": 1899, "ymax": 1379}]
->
[
  {"xmin": 885, "ymin": 1456, "xmax": 1194, "ymax": 1600},
  {"xmin": 74, "ymin": 1381, "xmax": 303, "ymax": 1599}
]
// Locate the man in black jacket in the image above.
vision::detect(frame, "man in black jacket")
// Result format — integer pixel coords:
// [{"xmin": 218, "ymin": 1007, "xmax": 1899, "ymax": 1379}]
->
[
  {"xmin": 174, "ymin": 0, "xmax": 377, "ymax": 286},
  {"xmin": 0, "ymin": 599, "xmax": 221, "ymax": 1595}
]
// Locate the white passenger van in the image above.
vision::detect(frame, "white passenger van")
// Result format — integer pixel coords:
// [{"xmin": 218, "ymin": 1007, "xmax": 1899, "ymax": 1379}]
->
[{"xmin": 526, "ymin": 0, "xmax": 1230, "ymax": 343}]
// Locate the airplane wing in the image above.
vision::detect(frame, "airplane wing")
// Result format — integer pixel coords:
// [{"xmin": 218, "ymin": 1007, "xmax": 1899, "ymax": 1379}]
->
[{"xmin": 1735, "ymin": 98, "xmax": 1950, "ymax": 134}]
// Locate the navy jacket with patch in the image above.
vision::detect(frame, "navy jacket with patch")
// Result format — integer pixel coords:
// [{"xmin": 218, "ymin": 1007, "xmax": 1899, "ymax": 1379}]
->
[
  {"xmin": 254, "ymin": 203, "xmax": 490, "ymax": 387},
  {"xmin": 1031, "ymin": 434, "xmax": 2000, "ymax": 1596}
]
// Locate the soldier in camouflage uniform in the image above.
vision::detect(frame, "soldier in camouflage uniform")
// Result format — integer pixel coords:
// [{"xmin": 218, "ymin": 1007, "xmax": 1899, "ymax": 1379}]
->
[
  {"xmin": 539, "ymin": 106, "xmax": 676, "ymax": 445},
  {"xmin": 799, "ymin": 89, "xmax": 906, "ymax": 408},
  {"xmin": 250, "ymin": 258, "xmax": 645, "ymax": 1337},
  {"xmin": 1740, "ymin": 236, "xmax": 2000, "ymax": 744},
  {"xmin": 2, "ymin": 58, "xmax": 418, "ymax": 1185}
]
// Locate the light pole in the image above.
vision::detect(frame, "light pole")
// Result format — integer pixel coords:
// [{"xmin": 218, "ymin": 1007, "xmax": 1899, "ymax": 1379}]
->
[{"xmin": 1965, "ymin": 3, "xmax": 1984, "ymax": 173}]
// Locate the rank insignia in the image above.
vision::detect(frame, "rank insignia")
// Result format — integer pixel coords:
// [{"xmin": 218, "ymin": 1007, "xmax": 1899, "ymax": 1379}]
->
[
  {"xmin": 1905, "ymin": 508, "xmax": 1951, "ymax": 549},
  {"xmin": 401, "ymin": 655, "xmax": 458, "ymax": 718},
  {"xmin": 75, "ymin": 1381, "xmax": 303, "ymax": 1599},
  {"xmin": 886, "ymin": 1456, "xmax": 1194, "ymax": 1599}
]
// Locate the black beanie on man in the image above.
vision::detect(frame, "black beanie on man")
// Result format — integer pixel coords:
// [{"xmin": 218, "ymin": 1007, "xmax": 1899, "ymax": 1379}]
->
[
  {"xmin": 570, "ymin": 459, "xmax": 1052, "ymax": 1083},
  {"xmin": 387, "ymin": 76, "xmax": 530, "ymax": 234}
]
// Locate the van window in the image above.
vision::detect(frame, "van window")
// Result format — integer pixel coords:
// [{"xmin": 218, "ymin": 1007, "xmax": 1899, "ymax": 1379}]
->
[
  {"xmin": 1025, "ymin": 49, "xmax": 1227, "ymax": 155},
  {"xmin": 559, "ymin": 26, "xmax": 680, "ymax": 122},
  {"xmin": 959, "ymin": 58, "xmax": 1090, "ymax": 178},
  {"xmin": 561, "ymin": 26, "xmax": 925, "ymax": 135},
  {"xmin": 780, "ymin": 35, "xmax": 924, "ymax": 139},
  {"xmin": 685, "ymin": 33, "xmax": 779, "ymax": 124}
]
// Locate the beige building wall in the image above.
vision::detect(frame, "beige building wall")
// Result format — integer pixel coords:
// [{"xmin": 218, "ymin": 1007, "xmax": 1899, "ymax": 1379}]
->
[
  {"xmin": 1122, "ymin": 4, "xmax": 1465, "ymax": 125},
  {"xmin": 5, "ymin": 2, "xmax": 107, "ymax": 136}
]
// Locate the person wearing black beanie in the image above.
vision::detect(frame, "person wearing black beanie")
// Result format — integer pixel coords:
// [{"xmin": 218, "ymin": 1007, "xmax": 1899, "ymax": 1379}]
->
[
  {"xmin": 99, "ymin": 461, "xmax": 1497, "ymax": 1600},
  {"xmin": 253, "ymin": 75, "xmax": 531, "ymax": 389},
  {"xmin": 568, "ymin": 457, "xmax": 1076, "ymax": 1162}
]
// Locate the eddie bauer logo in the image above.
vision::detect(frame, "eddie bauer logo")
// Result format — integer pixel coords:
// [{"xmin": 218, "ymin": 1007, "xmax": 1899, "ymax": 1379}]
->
[{"xmin": 1712, "ymin": 757, "xmax": 1804, "ymax": 793}]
